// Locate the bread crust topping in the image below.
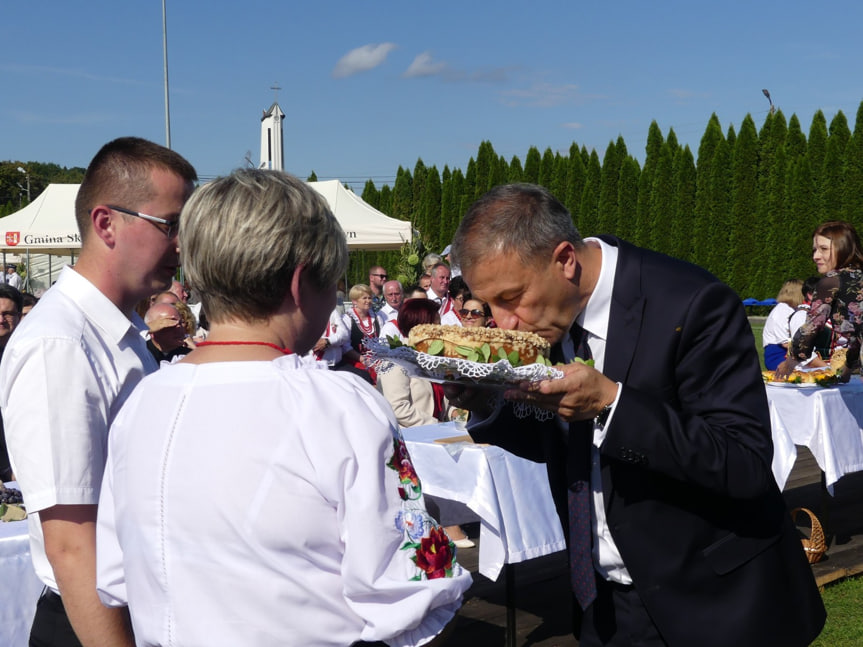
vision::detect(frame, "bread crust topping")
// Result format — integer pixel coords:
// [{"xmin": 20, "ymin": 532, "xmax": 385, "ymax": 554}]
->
[{"xmin": 408, "ymin": 324, "xmax": 550, "ymax": 366}]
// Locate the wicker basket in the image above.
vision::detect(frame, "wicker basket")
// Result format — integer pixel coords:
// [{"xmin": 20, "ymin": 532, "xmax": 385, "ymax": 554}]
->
[{"xmin": 791, "ymin": 507, "xmax": 827, "ymax": 564}]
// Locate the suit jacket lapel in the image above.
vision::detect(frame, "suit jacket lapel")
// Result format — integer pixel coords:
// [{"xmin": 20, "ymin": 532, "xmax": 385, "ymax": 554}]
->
[{"xmin": 597, "ymin": 235, "xmax": 645, "ymax": 384}]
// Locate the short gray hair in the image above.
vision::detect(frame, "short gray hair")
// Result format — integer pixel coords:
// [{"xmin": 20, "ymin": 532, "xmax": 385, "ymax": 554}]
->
[
  {"xmin": 180, "ymin": 169, "xmax": 348, "ymax": 323},
  {"xmin": 451, "ymin": 183, "xmax": 583, "ymax": 273}
]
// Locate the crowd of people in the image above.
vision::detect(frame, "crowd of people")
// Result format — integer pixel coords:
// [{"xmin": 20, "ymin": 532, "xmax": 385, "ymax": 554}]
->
[{"xmin": 0, "ymin": 135, "xmax": 839, "ymax": 647}]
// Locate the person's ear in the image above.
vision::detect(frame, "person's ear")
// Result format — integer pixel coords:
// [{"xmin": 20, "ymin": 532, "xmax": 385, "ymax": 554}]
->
[
  {"xmin": 290, "ymin": 264, "xmax": 307, "ymax": 308},
  {"xmin": 89, "ymin": 205, "xmax": 118, "ymax": 248},
  {"xmin": 552, "ymin": 241, "xmax": 578, "ymax": 280}
]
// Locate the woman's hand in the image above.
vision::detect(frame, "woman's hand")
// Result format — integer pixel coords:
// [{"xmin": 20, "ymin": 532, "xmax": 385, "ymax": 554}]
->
[{"xmin": 773, "ymin": 358, "xmax": 795, "ymax": 380}]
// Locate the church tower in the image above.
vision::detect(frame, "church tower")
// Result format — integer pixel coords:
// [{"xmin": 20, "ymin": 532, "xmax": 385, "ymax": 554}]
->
[{"xmin": 259, "ymin": 85, "xmax": 285, "ymax": 171}]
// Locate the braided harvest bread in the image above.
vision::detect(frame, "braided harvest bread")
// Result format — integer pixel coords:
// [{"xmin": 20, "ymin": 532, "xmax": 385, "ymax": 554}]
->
[{"xmin": 408, "ymin": 324, "xmax": 550, "ymax": 366}]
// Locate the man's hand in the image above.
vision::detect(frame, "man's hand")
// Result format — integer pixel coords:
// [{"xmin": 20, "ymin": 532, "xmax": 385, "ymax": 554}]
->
[
  {"xmin": 504, "ymin": 361, "xmax": 618, "ymax": 422},
  {"xmin": 442, "ymin": 383, "xmax": 498, "ymax": 418},
  {"xmin": 312, "ymin": 337, "xmax": 329, "ymax": 354}
]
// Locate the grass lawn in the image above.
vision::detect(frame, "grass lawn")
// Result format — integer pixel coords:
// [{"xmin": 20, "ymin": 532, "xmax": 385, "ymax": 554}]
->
[
  {"xmin": 747, "ymin": 318, "xmax": 766, "ymax": 371},
  {"xmin": 813, "ymin": 577, "xmax": 863, "ymax": 646}
]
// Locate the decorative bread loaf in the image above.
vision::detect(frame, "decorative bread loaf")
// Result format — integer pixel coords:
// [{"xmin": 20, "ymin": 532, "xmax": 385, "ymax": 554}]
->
[{"xmin": 408, "ymin": 324, "xmax": 550, "ymax": 366}]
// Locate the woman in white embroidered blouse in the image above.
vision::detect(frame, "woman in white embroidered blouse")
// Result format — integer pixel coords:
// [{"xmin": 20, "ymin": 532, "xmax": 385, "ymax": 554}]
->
[{"xmin": 95, "ymin": 169, "xmax": 471, "ymax": 647}]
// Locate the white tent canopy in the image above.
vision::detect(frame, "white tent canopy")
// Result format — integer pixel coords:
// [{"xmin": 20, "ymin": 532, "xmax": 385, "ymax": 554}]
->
[
  {"xmin": 0, "ymin": 184, "xmax": 81, "ymax": 255},
  {"xmin": 0, "ymin": 180, "xmax": 411, "ymax": 255}
]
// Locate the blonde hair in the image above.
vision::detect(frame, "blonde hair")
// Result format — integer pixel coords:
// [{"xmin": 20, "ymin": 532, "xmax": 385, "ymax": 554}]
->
[
  {"xmin": 180, "ymin": 169, "xmax": 348, "ymax": 323},
  {"xmin": 349, "ymin": 284, "xmax": 373, "ymax": 301},
  {"xmin": 776, "ymin": 279, "xmax": 804, "ymax": 308}
]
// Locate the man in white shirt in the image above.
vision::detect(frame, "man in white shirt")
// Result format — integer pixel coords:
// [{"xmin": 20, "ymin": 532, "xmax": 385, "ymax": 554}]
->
[
  {"xmin": 0, "ymin": 137, "xmax": 196, "ymax": 647},
  {"xmin": 426, "ymin": 262, "xmax": 455, "ymax": 320},
  {"xmin": 5, "ymin": 264, "xmax": 23, "ymax": 290},
  {"xmin": 380, "ymin": 279, "xmax": 403, "ymax": 323}
]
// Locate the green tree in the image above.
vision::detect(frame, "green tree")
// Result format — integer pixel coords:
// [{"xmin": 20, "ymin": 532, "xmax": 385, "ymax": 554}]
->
[
  {"xmin": 728, "ymin": 115, "xmax": 760, "ymax": 295},
  {"xmin": 807, "ymin": 110, "xmax": 828, "ymax": 217},
  {"xmin": 391, "ymin": 166, "xmax": 413, "ymax": 221},
  {"xmin": 538, "ymin": 147, "xmax": 555, "ymax": 189},
  {"xmin": 670, "ymin": 146, "xmax": 696, "ymax": 262},
  {"xmin": 578, "ymin": 151, "xmax": 602, "ymax": 236},
  {"xmin": 705, "ymin": 138, "xmax": 733, "ymax": 281},
  {"xmin": 843, "ymin": 101, "xmax": 863, "ymax": 222},
  {"xmin": 597, "ymin": 140, "xmax": 622, "ymax": 235},
  {"xmin": 508, "ymin": 155, "xmax": 524, "ymax": 183},
  {"xmin": 565, "ymin": 148, "xmax": 586, "ymax": 222},
  {"xmin": 822, "ymin": 111, "xmax": 851, "ymax": 220},
  {"xmin": 421, "ymin": 166, "xmax": 443, "ymax": 252},
  {"xmin": 474, "ymin": 141, "xmax": 496, "ymax": 198},
  {"xmin": 361, "ymin": 179, "xmax": 380, "ymax": 210},
  {"xmin": 648, "ymin": 141, "xmax": 674, "ymax": 254},
  {"xmin": 634, "ymin": 121, "xmax": 665, "ymax": 248},
  {"xmin": 616, "ymin": 156, "xmax": 640, "ymax": 241},
  {"xmin": 523, "ymin": 147, "xmax": 541, "ymax": 184},
  {"xmin": 692, "ymin": 114, "xmax": 725, "ymax": 268}
]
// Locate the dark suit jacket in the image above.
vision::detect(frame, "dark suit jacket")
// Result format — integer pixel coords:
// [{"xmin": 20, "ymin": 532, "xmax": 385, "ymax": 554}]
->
[{"xmin": 471, "ymin": 237, "xmax": 825, "ymax": 647}]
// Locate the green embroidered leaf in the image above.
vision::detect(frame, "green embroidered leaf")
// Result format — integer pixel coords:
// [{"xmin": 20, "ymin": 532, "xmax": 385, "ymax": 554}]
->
[
  {"xmin": 427, "ymin": 339, "xmax": 445, "ymax": 355},
  {"xmin": 410, "ymin": 574, "xmax": 422, "ymax": 581}
]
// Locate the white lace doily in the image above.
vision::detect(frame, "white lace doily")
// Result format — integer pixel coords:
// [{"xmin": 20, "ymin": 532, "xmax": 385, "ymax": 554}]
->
[{"xmin": 367, "ymin": 338, "xmax": 563, "ymax": 420}]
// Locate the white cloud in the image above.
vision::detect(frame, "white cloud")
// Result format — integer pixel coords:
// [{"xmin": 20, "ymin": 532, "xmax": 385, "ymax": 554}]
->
[
  {"xmin": 403, "ymin": 51, "xmax": 447, "ymax": 78},
  {"xmin": 500, "ymin": 82, "xmax": 583, "ymax": 108},
  {"xmin": 332, "ymin": 43, "xmax": 397, "ymax": 79}
]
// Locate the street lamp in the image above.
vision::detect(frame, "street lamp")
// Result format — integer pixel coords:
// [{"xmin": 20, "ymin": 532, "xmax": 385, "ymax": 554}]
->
[
  {"xmin": 762, "ymin": 89, "xmax": 775, "ymax": 116},
  {"xmin": 16, "ymin": 167, "xmax": 30, "ymax": 204}
]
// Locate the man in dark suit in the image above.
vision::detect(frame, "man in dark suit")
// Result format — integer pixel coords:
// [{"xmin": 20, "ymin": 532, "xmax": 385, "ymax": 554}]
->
[{"xmin": 449, "ymin": 184, "xmax": 825, "ymax": 646}]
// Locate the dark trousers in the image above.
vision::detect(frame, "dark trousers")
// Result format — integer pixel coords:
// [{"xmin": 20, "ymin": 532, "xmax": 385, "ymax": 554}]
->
[
  {"xmin": 576, "ymin": 575, "xmax": 667, "ymax": 647},
  {"xmin": 29, "ymin": 589, "xmax": 83, "ymax": 647}
]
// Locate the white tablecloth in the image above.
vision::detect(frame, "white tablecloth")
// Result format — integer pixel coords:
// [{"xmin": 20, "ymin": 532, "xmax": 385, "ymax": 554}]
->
[
  {"xmin": 403, "ymin": 422, "xmax": 566, "ymax": 580},
  {"xmin": 1, "ymin": 482, "xmax": 42, "ymax": 646},
  {"xmin": 767, "ymin": 380, "xmax": 863, "ymax": 491}
]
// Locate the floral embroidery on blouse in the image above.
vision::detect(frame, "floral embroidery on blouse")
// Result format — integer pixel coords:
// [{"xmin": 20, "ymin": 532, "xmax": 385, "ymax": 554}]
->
[
  {"xmin": 793, "ymin": 268, "xmax": 863, "ymax": 368},
  {"xmin": 387, "ymin": 431, "xmax": 459, "ymax": 580},
  {"xmin": 387, "ymin": 436, "xmax": 422, "ymax": 501}
]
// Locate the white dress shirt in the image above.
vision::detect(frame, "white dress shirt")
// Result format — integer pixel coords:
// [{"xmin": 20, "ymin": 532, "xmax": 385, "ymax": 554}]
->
[
  {"xmin": 308, "ymin": 308, "xmax": 349, "ymax": 366},
  {"xmin": 97, "ymin": 356, "xmax": 471, "ymax": 647},
  {"xmin": 6, "ymin": 271, "xmax": 22, "ymax": 290},
  {"xmin": 380, "ymin": 302, "xmax": 399, "ymax": 323},
  {"xmin": 571, "ymin": 238, "xmax": 630, "ymax": 584},
  {"xmin": 0, "ymin": 266, "xmax": 156, "ymax": 592}
]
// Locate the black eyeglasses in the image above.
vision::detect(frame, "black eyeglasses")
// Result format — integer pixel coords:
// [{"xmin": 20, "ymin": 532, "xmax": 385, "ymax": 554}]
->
[
  {"xmin": 371, "ymin": 273, "xmax": 388, "ymax": 279},
  {"xmin": 107, "ymin": 205, "xmax": 180, "ymax": 239},
  {"xmin": 459, "ymin": 309, "xmax": 485, "ymax": 318}
]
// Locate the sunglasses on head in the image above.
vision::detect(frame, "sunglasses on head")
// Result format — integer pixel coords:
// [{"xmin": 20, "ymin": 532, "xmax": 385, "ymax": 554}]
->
[{"xmin": 459, "ymin": 309, "xmax": 485, "ymax": 318}]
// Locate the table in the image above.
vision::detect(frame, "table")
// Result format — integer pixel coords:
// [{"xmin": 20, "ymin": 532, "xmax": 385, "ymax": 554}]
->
[
  {"xmin": 766, "ymin": 380, "xmax": 863, "ymax": 492},
  {"xmin": 1, "ymin": 483, "xmax": 42, "ymax": 646},
  {"xmin": 402, "ymin": 423, "xmax": 566, "ymax": 581}
]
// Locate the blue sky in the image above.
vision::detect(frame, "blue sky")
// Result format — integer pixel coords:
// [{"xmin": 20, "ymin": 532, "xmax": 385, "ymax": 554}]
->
[{"xmin": 3, "ymin": 1, "xmax": 863, "ymax": 191}]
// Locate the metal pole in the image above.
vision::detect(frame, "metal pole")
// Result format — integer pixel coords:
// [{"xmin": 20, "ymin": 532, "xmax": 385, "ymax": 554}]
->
[{"xmin": 162, "ymin": 0, "xmax": 172, "ymax": 148}]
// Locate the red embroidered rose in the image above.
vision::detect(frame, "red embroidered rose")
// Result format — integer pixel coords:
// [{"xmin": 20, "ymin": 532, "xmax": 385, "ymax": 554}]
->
[
  {"xmin": 387, "ymin": 438, "xmax": 421, "ymax": 499},
  {"xmin": 413, "ymin": 526, "xmax": 455, "ymax": 579}
]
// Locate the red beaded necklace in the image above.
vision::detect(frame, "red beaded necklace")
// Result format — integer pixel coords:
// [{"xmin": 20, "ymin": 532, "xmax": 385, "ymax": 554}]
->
[
  {"xmin": 196, "ymin": 341, "xmax": 293, "ymax": 355},
  {"xmin": 352, "ymin": 307, "xmax": 376, "ymax": 337}
]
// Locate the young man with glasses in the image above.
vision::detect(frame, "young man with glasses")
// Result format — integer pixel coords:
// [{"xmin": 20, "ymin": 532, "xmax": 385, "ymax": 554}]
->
[
  {"xmin": 0, "ymin": 137, "xmax": 196, "ymax": 647},
  {"xmin": 367, "ymin": 265, "xmax": 388, "ymax": 313}
]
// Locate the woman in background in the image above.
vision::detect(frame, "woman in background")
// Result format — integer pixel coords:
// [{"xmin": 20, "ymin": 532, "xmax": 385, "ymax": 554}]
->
[
  {"xmin": 776, "ymin": 221, "xmax": 863, "ymax": 380},
  {"xmin": 762, "ymin": 279, "xmax": 803, "ymax": 370}
]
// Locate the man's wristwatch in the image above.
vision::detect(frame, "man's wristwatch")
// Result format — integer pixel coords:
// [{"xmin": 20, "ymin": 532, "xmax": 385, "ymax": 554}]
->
[{"xmin": 594, "ymin": 403, "xmax": 613, "ymax": 429}]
